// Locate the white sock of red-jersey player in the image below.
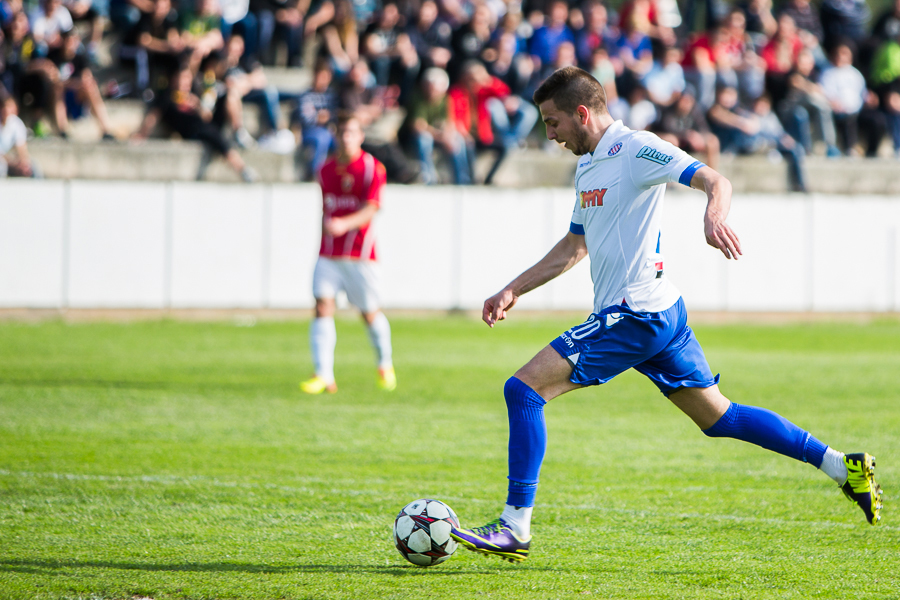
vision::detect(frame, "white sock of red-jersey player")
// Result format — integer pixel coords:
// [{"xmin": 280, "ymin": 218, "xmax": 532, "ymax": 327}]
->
[{"xmin": 310, "ymin": 316, "xmax": 337, "ymax": 383}]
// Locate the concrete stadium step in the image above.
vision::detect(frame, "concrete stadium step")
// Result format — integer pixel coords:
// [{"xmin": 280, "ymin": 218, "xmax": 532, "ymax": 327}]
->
[{"xmin": 26, "ymin": 138, "xmax": 900, "ymax": 193}]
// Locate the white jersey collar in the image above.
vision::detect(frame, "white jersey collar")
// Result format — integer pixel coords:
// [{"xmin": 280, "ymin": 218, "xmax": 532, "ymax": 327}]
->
[{"xmin": 586, "ymin": 120, "xmax": 627, "ymax": 163}]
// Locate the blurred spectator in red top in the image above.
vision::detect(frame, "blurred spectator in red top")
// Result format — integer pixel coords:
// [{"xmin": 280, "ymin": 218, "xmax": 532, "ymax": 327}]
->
[
  {"xmin": 682, "ymin": 24, "xmax": 727, "ymax": 109},
  {"xmin": 762, "ymin": 13, "xmax": 803, "ymax": 104},
  {"xmin": 719, "ymin": 7, "xmax": 766, "ymax": 104},
  {"xmin": 447, "ymin": 61, "xmax": 537, "ymax": 183}
]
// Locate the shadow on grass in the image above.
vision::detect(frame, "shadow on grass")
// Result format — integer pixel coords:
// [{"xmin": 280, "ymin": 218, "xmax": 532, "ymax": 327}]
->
[{"xmin": 0, "ymin": 559, "xmax": 532, "ymax": 576}]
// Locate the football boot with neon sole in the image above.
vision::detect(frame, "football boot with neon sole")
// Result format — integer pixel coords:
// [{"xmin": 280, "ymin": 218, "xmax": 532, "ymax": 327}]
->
[
  {"xmin": 841, "ymin": 453, "xmax": 883, "ymax": 525},
  {"xmin": 450, "ymin": 518, "xmax": 530, "ymax": 563},
  {"xmin": 299, "ymin": 376, "xmax": 337, "ymax": 394},
  {"xmin": 377, "ymin": 366, "xmax": 397, "ymax": 391}
]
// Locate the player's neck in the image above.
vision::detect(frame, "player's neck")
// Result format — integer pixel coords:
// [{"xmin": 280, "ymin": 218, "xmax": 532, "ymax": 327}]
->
[
  {"xmin": 586, "ymin": 115, "xmax": 616, "ymax": 155},
  {"xmin": 337, "ymin": 149, "xmax": 363, "ymax": 164}
]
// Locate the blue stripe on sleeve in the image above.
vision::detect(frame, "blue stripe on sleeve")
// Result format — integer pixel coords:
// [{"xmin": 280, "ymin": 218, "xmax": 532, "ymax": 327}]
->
[
  {"xmin": 569, "ymin": 222, "xmax": 585, "ymax": 235},
  {"xmin": 679, "ymin": 161, "xmax": 705, "ymax": 187}
]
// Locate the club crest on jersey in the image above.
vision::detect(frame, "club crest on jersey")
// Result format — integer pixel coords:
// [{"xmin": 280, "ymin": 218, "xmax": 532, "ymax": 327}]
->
[
  {"xmin": 341, "ymin": 173, "xmax": 354, "ymax": 192},
  {"xmin": 581, "ymin": 188, "xmax": 607, "ymax": 208},
  {"xmin": 607, "ymin": 142, "xmax": 622, "ymax": 156},
  {"xmin": 636, "ymin": 145, "xmax": 673, "ymax": 165}
]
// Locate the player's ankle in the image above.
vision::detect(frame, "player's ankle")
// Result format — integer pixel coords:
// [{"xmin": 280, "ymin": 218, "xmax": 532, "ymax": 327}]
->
[
  {"xmin": 500, "ymin": 504, "xmax": 533, "ymax": 540},
  {"xmin": 820, "ymin": 447, "xmax": 848, "ymax": 485}
]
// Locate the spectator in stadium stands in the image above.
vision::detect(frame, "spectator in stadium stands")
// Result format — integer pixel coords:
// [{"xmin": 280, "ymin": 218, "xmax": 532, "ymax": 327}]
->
[
  {"xmin": 857, "ymin": 89, "xmax": 888, "ymax": 157},
  {"xmin": 406, "ymin": 0, "xmax": 452, "ymax": 71},
  {"xmin": 45, "ymin": 29, "xmax": 116, "ymax": 139},
  {"xmin": 180, "ymin": 0, "xmax": 224, "ymax": 71},
  {"xmin": 614, "ymin": 0, "xmax": 655, "ymax": 88},
  {"xmin": 737, "ymin": 0, "xmax": 777, "ymax": 45},
  {"xmin": 361, "ymin": 1, "xmax": 403, "ymax": 85},
  {"xmin": 133, "ymin": 65, "xmax": 257, "ymax": 181},
  {"xmin": 448, "ymin": 60, "xmax": 536, "ymax": 183},
  {"xmin": 125, "ymin": 0, "xmax": 184, "ymax": 95},
  {"xmin": 292, "ymin": 58, "xmax": 337, "ymax": 179},
  {"xmin": 761, "ymin": 13, "xmax": 803, "ymax": 105},
  {"xmin": 871, "ymin": 27, "xmax": 900, "ymax": 157},
  {"xmin": 681, "ymin": 24, "xmax": 727, "ymax": 110},
  {"xmin": 109, "ymin": 0, "xmax": 154, "ymax": 35},
  {"xmin": 448, "ymin": 2, "xmax": 493, "ymax": 80},
  {"xmin": 643, "ymin": 45, "xmax": 685, "ymax": 107},
  {"xmin": 708, "ymin": 85, "xmax": 807, "ymax": 191},
  {"xmin": 0, "ymin": 0, "xmax": 22, "ymax": 28},
  {"xmin": 30, "ymin": 0, "xmax": 73, "ymax": 56},
  {"xmin": 623, "ymin": 83, "xmax": 656, "ymax": 130},
  {"xmin": 720, "ymin": 7, "xmax": 765, "ymax": 104},
  {"xmin": 529, "ymin": 0, "xmax": 574, "ymax": 78},
  {"xmin": 198, "ymin": 46, "xmax": 255, "ymax": 149},
  {"xmin": 254, "ymin": 0, "xmax": 311, "ymax": 67},
  {"xmin": 819, "ymin": 0, "xmax": 870, "ymax": 52},
  {"xmin": 486, "ymin": 18, "xmax": 535, "ymax": 97},
  {"xmin": 654, "ymin": 86, "xmax": 720, "ymax": 169},
  {"xmin": 0, "ymin": 11, "xmax": 34, "ymax": 100},
  {"xmin": 778, "ymin": 48, "xmax": 840, "ymax": 156},
  {"xmin": 222, "ymin": 34, "xmax": 288, "ymax": 145},
  {"xmin": 0, "ymin": 94, "xmax": 37, "ymax": 176},
  {"xmin": 820, "ymin": 41, "xmax": 866, "ymax": 154},
  {"xmin": 399, "ymin": 66, "xmax": 471, "ymax": 184},
  {"xmin": 319, "ymin": 0, "xmax": 359, "ymax": 75},
  {"xmin": 617, "ymin": 0, "xmax": 678, "ymax": 49},
  {"xmin": 587, "ymin": 46, "xmax": 628, "ymax": 123},
  {"xmin": 575, "ymin": 0, "xmax": 617, "ymax": 69},
  {"xmin": 872, "ymin": 0, "xmax": 900, "ymax": 42},
  {"xmin": 62, "ymin": 0, "xmax": 103, "ymax": 61},
  {"xmin": 780, "ymin": 0, "xmax": 824, "ymax": 45},
  {"xmin": 219, "ymin": 0, "xmax": 260, "ymax": 61}
]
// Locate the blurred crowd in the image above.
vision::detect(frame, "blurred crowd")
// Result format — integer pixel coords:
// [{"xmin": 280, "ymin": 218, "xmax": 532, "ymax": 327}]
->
[{"xmin": 2, "ymin": 0, "xmax": 900, "ymax": 185}]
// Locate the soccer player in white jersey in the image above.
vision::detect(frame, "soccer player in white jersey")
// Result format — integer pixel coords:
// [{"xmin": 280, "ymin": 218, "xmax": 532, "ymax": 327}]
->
[
  {"xmin": 449, "ymin": 67, "xmax": 883, "ymax": 563},
  {"xmin": 299, "ymin": 114, "xmax": 397, "ymax": 394}
]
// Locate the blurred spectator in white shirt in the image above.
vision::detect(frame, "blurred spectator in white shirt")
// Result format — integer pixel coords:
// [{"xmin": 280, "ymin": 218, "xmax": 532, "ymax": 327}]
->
[{"xmin": 820, "ymin": 42, "xmax": 866, "ymax": 153}]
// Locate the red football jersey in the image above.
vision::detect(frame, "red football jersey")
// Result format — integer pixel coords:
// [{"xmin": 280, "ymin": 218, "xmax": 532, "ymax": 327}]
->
[{"xmin": 317, "ymin": 151, "xmax": 386, "ymax": 260}]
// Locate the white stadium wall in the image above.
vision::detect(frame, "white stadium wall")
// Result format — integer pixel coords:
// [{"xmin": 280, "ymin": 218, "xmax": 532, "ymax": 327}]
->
[{"xmin": 1, "ymin": 179, "xmax": 899, "ymax": 312}]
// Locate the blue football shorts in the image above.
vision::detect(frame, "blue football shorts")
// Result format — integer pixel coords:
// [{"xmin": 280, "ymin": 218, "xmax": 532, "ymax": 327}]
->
[{"xmin": 548, "ymin": 297, "xmax": 719, "ymax": 396}]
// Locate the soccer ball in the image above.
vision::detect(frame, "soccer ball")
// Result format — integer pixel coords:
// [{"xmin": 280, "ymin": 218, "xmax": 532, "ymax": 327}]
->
[{"xmin": 393, "ymin": 499, "xmax": 460, "ymax": 566}]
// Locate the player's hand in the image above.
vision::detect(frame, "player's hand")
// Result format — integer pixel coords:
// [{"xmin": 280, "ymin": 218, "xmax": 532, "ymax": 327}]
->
[
  {"xmin": 324, "ymin": 217, "xmax": 350, "ymax": 237},
  {"xmin": 483, "ymin": 288, "xmax": 518, "ymax": 328},
  {"xmin": 704, "ymin": 214, "xmax": 742, "ymax": 260}
]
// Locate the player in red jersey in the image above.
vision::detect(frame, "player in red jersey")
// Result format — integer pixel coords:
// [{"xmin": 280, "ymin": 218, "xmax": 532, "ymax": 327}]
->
[{"xmin": 300, "ymin": 113, "xmax": 397, "ymax": 394}]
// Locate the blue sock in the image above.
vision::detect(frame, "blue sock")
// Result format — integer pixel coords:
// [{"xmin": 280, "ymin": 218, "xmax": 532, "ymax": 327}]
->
[
  {"xmin": 505, "ymin": 376, "xmax": 547, "ymax": 508},
  {"xmin": 703, "ymin": 402, "xmax": 827, "ymax": 468}
]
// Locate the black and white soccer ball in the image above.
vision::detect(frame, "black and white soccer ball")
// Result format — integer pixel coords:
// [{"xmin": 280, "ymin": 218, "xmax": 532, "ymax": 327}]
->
[{"xmin": 393, "ymin": 499, "xmax": 460, "ymax": 566}]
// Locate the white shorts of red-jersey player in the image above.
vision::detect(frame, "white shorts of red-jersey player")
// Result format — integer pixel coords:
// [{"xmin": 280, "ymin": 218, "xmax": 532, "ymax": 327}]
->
[{"xmin": 312, "ymin": 256, "xmax": 382, "ymax": 314}]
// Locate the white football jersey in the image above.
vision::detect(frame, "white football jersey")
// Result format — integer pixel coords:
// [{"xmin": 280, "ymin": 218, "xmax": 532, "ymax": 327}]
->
[{"xmin": 570, "ymin": 120, "xmax": 704, "ymax": 314}]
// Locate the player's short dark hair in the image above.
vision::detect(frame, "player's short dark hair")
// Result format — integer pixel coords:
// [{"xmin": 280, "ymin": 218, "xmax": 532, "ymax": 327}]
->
[
  {"xmin": 336, "ymin": 110, "xmax": 361, "ymax": 128},
  {"xmin": 532, "ymin": 66, "xmax": 607, "ymax": 116}
]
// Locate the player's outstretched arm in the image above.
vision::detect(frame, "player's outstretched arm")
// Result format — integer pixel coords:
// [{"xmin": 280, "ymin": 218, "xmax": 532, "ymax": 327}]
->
[
  {"xmin": 483, "ymin": 232, "xmax": 588, "ymax": 327},
  {"xmin": 690, "ymin": 166, "xmax": 742, "ymax": 260},
  {"xmin": 324, "ymin": 202, "xmax": 379, "ymax": 237}
]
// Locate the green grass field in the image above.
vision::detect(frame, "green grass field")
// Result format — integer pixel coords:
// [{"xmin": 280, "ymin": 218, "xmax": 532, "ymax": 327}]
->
[{"xmin": 1, "ymin": 315, "xmax": 898, "ymax": 600}]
